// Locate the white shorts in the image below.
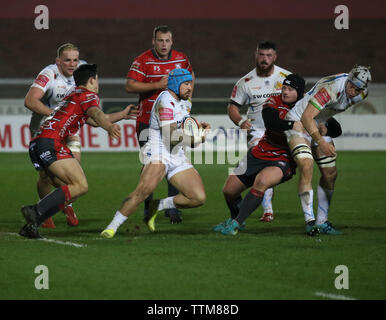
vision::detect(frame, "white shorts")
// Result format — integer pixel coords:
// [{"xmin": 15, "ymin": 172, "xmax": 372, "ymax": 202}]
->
[{"xmin": 142, "ymin": 143, "xmax": 193, "ymax": 180}]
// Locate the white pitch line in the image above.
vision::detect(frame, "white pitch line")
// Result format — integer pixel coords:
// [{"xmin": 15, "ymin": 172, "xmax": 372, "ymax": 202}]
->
[
  {"xmin": 315, "ymin": 291, "xmax": 358, "ymax": 300},
  {"xmin": 2, "ymin": 232, "xmax": 87, "ymax": 248}
]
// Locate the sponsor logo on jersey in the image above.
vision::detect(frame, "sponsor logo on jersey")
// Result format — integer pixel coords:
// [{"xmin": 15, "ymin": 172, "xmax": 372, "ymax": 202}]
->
[
  {"xmin": 231, "ymin": 85, "xmax": 238, "ymax": 98},
  {"xmin": 159, "ymin": 107, "xmax": 174, "ymax": 121},
  {"xmin": 314, "ymin": 88, "xmax": 331, "ymax": 107},
  {"xmin": 253, "ymin": 92, "xmax": 281, "ymax": 99},
  {"xmin": 244, "ymin": 77, "xmax": 250, "ymax": 82},
  {"xmin": 175, "ymin": 63, "xmax": 181, "ymax": 68},
  {"xmin": 274, "ymin": 81, "xmax": 283, "ymax": 90},
  {"xmin": 34, "ymin": 74, "xmax": 50, "ymax": 88}
]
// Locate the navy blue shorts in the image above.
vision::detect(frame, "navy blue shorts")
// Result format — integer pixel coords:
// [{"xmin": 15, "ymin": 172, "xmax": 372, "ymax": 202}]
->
[
  {"xmin": 235, "ymin": 150, "xmax": 294, "ymax": 188},
  {"xmin": 29, "ymin": 138, "xmax": 73, "ymax": 171}
]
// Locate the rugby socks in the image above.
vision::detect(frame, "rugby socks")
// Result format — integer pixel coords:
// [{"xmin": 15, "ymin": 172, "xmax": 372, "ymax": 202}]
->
[
  {"xmin": 167, "ymin": 180, "xmax": 179, "ymax": 197},
  {"xmin": 158, "ymin": 196, "xmax": 176, "ymax": 211},
  {"xmin": 316, "ymin": 185, "xmax": 334, "ymax": 224},
  {"xmin": 106, "ymin": 211, "xmax": 128, "ymax": 232},
  {"xmin": 262, "ymin": 187, "xmax": 274, "ymax": 214},
  {"xmin": 235, "ymin": 188, "xmax": 264, "ymax": 225},
  {"xmin": 299, "ymin": 190, "xmax": 315, "ymax": 223},
  {"xmin": 144, "ymin": 193, "xmax": 153, "ymax": 217},
  {"xmin": 225, "ymin": 195, "xmax": 242, "ymax": 219},
  {"xmin": 36, "ymin": 186, "xmax": 71, "ymax": 225}
]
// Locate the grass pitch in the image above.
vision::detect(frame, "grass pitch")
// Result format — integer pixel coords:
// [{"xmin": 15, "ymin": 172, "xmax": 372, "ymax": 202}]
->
[{"xmin": 0, "ymin": 151, "xmax": 385, "ymax": 300}]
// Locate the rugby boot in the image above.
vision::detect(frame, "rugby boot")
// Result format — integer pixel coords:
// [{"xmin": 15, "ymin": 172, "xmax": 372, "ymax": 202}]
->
[
  {"xmin": 259, "ymin": 212, "xmax": 274, "ymax": 222},
  {"xmin": 63, "ymin": 206, "xmax": 79, "ymax": 226},
  {"xmin": 305, "ymin": 220, "xmax": 320, "ymax": 236},
  {"xmin": 317, "ymin": 221, "xmax": 343, "ymax": 235}
]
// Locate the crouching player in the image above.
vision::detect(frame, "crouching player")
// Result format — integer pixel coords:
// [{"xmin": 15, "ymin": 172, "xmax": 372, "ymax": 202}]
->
[
  {"xmin": 101, "ymin": 68, "xmax": 210, "ymax": 237},
  {"xmin": 19, "ymin": 64, "xmax": 138, "ymax": 238},
  {"xmin": 214, "ymin": 74, "xmax": 306, "ymax": 235}
]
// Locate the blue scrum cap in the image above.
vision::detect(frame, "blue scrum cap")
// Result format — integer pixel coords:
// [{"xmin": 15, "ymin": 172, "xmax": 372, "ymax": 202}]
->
[{"xmin": 167, "ymin": 68, "xmax": 193, "ymax": 95}]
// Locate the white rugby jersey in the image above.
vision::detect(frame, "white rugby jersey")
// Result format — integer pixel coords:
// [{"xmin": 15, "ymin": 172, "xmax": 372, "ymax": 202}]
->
[
  {"xmin": 29, "ymin": 63, "xmax": 80, "ymax": 135},
  {"xmin": 230, "ymin": 66, "xmax": 291, "ymax": 129},
  {"xmin": 286, "ymin": 73, "xmax": 368, "ymax": 124},
  {"xmin": 147, "ymin": 90, "xmax": 192, "ymax": 156}
]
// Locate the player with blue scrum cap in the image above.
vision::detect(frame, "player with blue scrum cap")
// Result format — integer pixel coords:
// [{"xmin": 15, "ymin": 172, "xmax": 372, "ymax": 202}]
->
[
  {"xmin": 101, "ymin": 68, "xmax": 211, "ymax": 237},
  {"xmin": 284, "ymin": 65, "xmax": 371, "ymax": 235}
]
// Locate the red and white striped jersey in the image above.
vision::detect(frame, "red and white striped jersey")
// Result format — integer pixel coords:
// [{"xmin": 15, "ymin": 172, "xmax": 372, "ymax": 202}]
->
[
  {"xmin": 34, "ymin": 87, "xmax": 99, "ymax": 142},
  {"xmin": 127, "ymin": 48, "xmax": 193, "ymax": 124}
]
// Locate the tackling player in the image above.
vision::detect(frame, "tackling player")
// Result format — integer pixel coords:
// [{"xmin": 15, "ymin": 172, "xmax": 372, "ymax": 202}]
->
[
  {"xmin": 126, "ymin": 25, "xmax": 195, "ymax": 224},
  {"xmin": 227, "ymin": 41, "xmax": 291, "ymax": 222},
  {"xmin": 101, "ymin": 69, "xmax": 210, "ymax": 238},
  {"xmin": 285, "ymin": 65, "xmax": 372, "ymax": 235},
  {"xmin": 24, "ymin": 43, "xmax": 83, "ymax": 228},
  {"xmin": 19, "ymin": 64, "xmax": 138, "ymax": 239},
  {"xmin": 214, "ymin": 74, "xmax": 305, "ymax": 235}
]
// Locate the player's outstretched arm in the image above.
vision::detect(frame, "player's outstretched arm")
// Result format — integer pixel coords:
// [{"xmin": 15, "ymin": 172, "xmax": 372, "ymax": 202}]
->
[
  {"xmin": 24, "ymin": 87, "xmax": 52, "ymax": 116},
  {"xmin": 105, "ymin": 104, "xmax": 139, "ymax": 123},
  {"xmin": 86, "ymin": 106, "xmax": 121, "ymax": 139}
]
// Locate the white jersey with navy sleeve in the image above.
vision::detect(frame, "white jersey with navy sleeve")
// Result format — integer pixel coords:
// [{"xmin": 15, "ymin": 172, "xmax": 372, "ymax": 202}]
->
[
  {"xmin": 286, "ymin": 73, "xmax": 368, "ymax": 124},
  {"xmin": 29, "ymin": 64, "xmax": 76, "ymax": 136},
  {"xmin": 230, "ymin": 65, "xmax": 291, "ymax": 130}
]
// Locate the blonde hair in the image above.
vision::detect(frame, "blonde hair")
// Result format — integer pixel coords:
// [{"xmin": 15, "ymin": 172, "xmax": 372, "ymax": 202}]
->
[{"xmin": 57, "ymin": 43, "xmax": 79, "ymax": 57}]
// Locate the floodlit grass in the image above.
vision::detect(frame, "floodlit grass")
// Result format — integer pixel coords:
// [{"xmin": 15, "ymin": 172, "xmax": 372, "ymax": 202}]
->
[{"xmin": 0, "ymin": 151, "xmax": 385, "ymax": 300}]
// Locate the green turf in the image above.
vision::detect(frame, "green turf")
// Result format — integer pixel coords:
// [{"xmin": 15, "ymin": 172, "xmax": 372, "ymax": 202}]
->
[{"xmin": 0, "ymin": 151, "xmax": 385, "ymax": 300}]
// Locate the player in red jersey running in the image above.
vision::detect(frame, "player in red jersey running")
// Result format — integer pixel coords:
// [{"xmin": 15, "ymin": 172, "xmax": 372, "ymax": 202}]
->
[
  {"xmin": 19, "ymin": 64, "xmax": 138, "ymax": 239},
  {"xmin": 126, "ymin": 25, "xmax": 194, "ymax": 224},
  {"xmin": 213, "ymin": 74, "xmax": 306, "ymax": 235}
]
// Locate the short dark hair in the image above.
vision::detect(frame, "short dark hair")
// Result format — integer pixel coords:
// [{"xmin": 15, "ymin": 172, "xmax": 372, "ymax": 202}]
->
[
  {"xmin": 153, "ymin": 25, "xmax": 172, "ymax": 38},
  {"xmin": 257, "ymin": 40, "xmax": 277, "ymax": 51},
  {"xmin": 73, "ymin": 64, "xmax": 98, "ymax": 86}
]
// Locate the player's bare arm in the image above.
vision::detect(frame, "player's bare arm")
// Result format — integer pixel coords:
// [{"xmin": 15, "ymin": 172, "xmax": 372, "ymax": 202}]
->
[
  {"xmin": 86, "ymin": 106, "xmax": 121, "ymax": 139},
  {"xmin": 301, "ymin": 103, "xmax": 336, "ymax": 157},
  {"xmin": 86, "ymin": 104, "xmax": 138, "ymax": 127},
  {"xmin": 24, "ymin": 87, "xmax": 52, "ymax": 116},
  {"xmin": 227, "ymin": 102, "xmax": 252, "ymax": 129},
  {"xmin": 125, "ymin": 78, "xmax": 167, "ymax": 93}
]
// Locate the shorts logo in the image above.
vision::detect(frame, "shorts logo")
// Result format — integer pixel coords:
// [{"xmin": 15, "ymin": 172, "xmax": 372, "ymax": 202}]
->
[
  {"xmin": 39, "ymin": 150, "xmax": 51, "ymax": 160},
  {"xmin": 159, "ymin": 107, "xmax": 174, "ymax": 121},
  {"xmin": 314, "ymin": 88, "xmax": 331, "ymax": 107},
  {"xmin": 34, "ymin": 74, "xmax": 50, "ymax": 88}
]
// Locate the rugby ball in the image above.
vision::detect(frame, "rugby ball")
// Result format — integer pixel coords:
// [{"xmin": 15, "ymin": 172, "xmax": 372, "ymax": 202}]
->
[{"xmin": 182, "ymin": 116, "xmax": 201, "ymax": 137}]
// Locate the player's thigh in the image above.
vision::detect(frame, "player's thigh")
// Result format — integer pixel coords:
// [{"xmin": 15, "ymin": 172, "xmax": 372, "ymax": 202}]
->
[
  {"xmin": 170, "ymin": 168, "xmax": 206, "ymax": 201},
  {"xmin": 135, "ymin": 161, "xmax": 166, "ymax": 195},
  {"xmin": 47, "ymin": 158, "xmax": 87, "ymax": 187},
  {"xmin": 223, "ymin": 174, "xmax": 248, "ymax": 198},
  {"xmin": 252, "ymin": 166, "xmax": 284, "ymax": 191}
]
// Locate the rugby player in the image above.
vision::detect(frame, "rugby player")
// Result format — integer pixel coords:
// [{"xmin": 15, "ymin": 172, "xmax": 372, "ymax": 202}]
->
[
  {"xmin": 126, "ymin": 25, "xmax": 194, "ymax": 224},
  {"xmin": 19, "ymin": 64, "xmax": 138, "ymax": 239},
  {"xmin": 215, "ymin": 74, "xmax": 305, "ymax": 235},
  {"xmin": 285, "ymin": 65, "xmax": 371, "ymax": 235},
  {"xmin": 24, "ymin": 43, "xmax": 83, "ymax": 228},
  {"xmin": 227, "ymin": 41, "xmax": 291, "ymax": 222},
  {"xmin": 101, "ymin": 69, "xmax": 210, "ymax": 238}
]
